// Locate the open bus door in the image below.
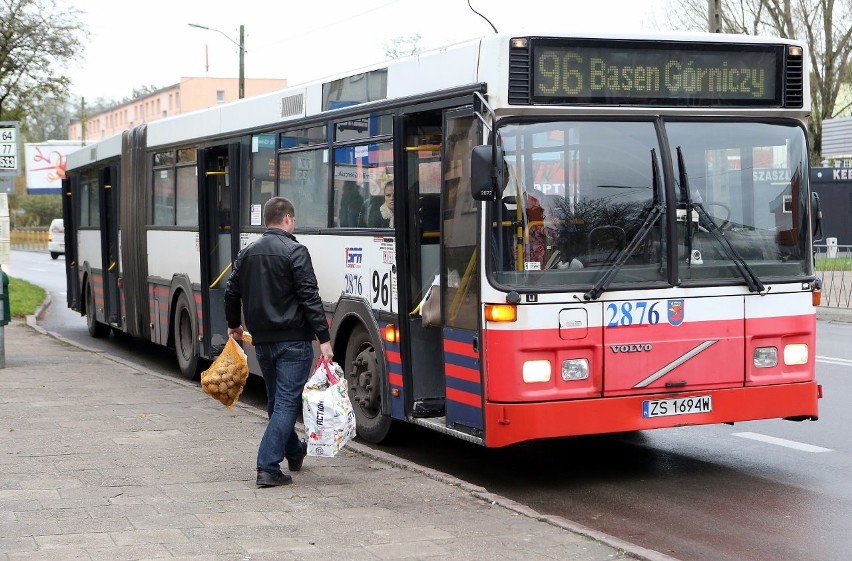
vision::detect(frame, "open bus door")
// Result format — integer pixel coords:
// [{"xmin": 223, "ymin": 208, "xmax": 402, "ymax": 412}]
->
[
  {"xmin": 99, "ymin": 164, "xmax": 121, "ymax": 326},
  {"xmin": 62, "ymin": 176, "xmax": 80, "ymax": 311},
  {"xmin": 197, "ymin": 143, "xmax": 240, "ymax": 364},
  {"xmin": 399, "ymin": 104, "xmax": 485, "ymax": 443}
]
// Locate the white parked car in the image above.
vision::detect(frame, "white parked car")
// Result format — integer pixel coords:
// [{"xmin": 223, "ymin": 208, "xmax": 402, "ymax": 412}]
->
[{"xmin": 47, "ymin": 218, "xmax": 64, "ymax": 260}]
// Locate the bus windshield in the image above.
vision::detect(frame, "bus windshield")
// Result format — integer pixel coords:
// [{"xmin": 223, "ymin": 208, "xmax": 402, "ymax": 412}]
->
[{"xmin": 489, "ymin": 119, "xmax": 810, "ymax": 291}]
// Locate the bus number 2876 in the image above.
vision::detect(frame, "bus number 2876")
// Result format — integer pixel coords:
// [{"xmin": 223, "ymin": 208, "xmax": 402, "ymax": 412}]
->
[
  {"xmin": 344, "ymin": 274, "xmax": 363, "ymax": 296},
  {"xmin": 606, "ymin": 301, "xmax": 660, "ymax": 328}
]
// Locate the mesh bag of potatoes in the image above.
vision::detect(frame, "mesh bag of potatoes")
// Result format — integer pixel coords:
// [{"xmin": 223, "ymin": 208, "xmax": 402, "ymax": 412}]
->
[{"xmin": 201, "ymin": 337, "xmax": 249, "ymax": 409}]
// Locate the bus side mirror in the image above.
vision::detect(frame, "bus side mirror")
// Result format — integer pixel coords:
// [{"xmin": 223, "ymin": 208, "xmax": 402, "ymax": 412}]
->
[
  {"xmin": 471, "ymin": 145, "xmax": 503, "ymax": 201},
  {"xmin": 811, "ymin": 191, "xmax": 823, "ymax": 241}
]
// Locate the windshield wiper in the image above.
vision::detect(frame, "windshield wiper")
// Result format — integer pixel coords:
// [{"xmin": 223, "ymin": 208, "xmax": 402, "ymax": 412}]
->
[
  {"xmin": 675, "ymin": 147, "xmax": 765, "ymax": 294},
  {"xmin": 585, "ymin": 150, "xmax": 664, "ymax": 301}
]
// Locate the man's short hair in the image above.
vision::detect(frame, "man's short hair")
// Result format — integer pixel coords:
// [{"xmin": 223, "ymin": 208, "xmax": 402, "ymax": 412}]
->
[{"xmin": 264, "ymin": 197, "xmax": 295, "ymax": 226}]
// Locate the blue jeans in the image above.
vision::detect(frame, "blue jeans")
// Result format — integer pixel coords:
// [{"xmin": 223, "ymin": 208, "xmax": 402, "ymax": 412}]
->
[{"xmin": 254, "ymin": 340, "xmax": 313, "ymax": 473}]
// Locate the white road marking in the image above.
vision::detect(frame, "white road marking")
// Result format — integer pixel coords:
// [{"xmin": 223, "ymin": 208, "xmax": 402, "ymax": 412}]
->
[
  {"xmin": 816, "ymin": 355, "xmax": 852, "ymax": 367},
  {"xmin": 732, "ymin": 432, "xmax": 832, "ymax": 453}
]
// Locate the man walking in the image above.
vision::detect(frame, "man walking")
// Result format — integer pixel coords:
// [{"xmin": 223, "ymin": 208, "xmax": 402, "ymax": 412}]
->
[{"xmin": 224, "ymin": 197, "xmax": 334, "ymax": 487}]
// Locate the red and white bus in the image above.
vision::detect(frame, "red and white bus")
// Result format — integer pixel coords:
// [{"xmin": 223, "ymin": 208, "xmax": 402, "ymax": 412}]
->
[{"xmin": 64, "ymin": 30, "xmax": 822, "ymax": 447}]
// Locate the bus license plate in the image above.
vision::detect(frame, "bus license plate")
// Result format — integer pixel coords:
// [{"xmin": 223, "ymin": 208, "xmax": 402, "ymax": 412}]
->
[{"xmin": 643, "ymin": 396, "xmax": 712, "ymax": 418}]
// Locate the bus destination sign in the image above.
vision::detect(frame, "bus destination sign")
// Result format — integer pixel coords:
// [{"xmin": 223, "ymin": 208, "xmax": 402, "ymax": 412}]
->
[{"xmin": 531, "ymin": 41, "xmax": 781, "ymax": 106}]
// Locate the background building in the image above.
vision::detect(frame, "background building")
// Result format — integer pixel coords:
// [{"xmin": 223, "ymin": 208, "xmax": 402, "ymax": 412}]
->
[
  {"xmin": 822, "ymin": 116, "xmax": 852, "ymax": 161},
  {"xmin": 67, "ymin": 76, "xmax": 287, "ymax": 142},
  {"xmin": 811, "ymin": 165, "xmax": 852, "ymax": 245}
]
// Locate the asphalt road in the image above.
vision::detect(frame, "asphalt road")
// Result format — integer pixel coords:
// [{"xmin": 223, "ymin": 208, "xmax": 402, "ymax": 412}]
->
[{"xmin": 10, "ymin": 249, "xmax": 852, "ymax": 561}]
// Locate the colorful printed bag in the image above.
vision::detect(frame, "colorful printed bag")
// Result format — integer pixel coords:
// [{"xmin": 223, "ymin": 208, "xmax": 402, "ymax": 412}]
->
[{"xmin": 302, "ymin": 358, "xmax": 356, "ymax": 457}]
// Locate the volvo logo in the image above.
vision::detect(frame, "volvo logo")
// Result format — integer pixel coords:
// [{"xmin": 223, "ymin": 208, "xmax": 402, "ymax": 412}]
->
[{"xmin": 610, "ymin": 343, "xmax": 653, "ymax": 353}]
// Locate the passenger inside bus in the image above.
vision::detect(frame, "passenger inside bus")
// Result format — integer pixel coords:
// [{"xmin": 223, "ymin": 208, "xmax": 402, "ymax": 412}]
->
[
  {"xmin": 360, "ymin": 180, "xmax": 394, "ymax": 227},
  {"xmin": 492, "ymin": 162, "xmax": 584, "ymax": 273},
  {"xmin": 337, "ymin": 180, "xmax": 363, "ymax": 227}
]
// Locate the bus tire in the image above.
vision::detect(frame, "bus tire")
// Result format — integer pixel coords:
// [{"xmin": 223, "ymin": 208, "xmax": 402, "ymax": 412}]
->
[
  {"xmin": 344, "ymin": 324, "xmax": 395, "ymax": 443},
  {"xmin": 85, "ymin": 280, "xmax": 110, "ymax": 338},
  {"xmin": 173, "ymin": 291, "xmax": 200, "ymax": 380}
]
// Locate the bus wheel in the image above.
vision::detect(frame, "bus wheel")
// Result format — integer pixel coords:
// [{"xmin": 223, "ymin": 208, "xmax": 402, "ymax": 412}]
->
[
  {"xmin": 85, "ymin": 280, "xmax": 110, "ymax": 338},
  {"xmin": 344, "ymin": 324, "xmax": 394, "ymax": 443},
  {"xmin": 173, "ymin": 292, "xmax": 200, "ymax": 380}
]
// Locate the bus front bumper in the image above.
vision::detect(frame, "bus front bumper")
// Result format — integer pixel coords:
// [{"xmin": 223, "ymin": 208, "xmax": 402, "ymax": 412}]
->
[{"xmin": 483, "ymin": 381, "xmax": 821, "ymax": 448}]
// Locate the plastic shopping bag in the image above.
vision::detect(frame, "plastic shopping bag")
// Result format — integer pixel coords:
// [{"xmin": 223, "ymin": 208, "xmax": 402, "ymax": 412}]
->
[
  {"xmin": 302, "ymin": 358, "xmax": 356, "ymax": 457},
  {"xmin": 200, "ymin": 337, "xmax": 249, "ymax": 409}
]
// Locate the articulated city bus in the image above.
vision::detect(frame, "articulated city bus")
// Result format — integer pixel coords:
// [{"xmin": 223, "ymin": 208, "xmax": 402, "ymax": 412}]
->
[{"xmin": 64, "ymin": 30, "xmax": 822, "ymax": 447}]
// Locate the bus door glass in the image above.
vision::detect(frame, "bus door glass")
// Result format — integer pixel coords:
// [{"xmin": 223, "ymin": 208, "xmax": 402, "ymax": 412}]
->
[
  {"xmin": 63, "ymin": 176, "xmax": 80, "ymax": 310},
  {"xmin": 100, "ymin": 165, "xmax": 120, "ymax": 324},
  {"xmin": 440, "ymin": 108, "xmax": 483, "ymax": 433},
  {"xmin": 399, "ymin": 110, "xmax": 445, "ymax": 416},
  {"xmin": 199, "ymin": 145, "xmax": 236, "ymax": 352}
]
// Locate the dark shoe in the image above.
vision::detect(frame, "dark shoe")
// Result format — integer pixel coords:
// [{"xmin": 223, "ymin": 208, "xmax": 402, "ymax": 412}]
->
[
  {"xmin": 287, "ymin": 440, "xmax": 308, "ymax": 472},
  {"xmin": 256, "ymin": 470, "xmax": 292, "ymax": 487}
]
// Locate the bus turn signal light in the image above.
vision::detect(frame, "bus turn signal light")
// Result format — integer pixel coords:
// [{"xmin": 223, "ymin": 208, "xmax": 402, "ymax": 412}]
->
[
  {"xmin": 384, "ymin": 324, "xmax": 400, "ymax": 343},
  {"xmin": 812, "ymin": 289, "xmax": 821, "ymax": 306},
  {"xmin": 485, "ymin": 304, "xmax": 517, "ymax": 322}
]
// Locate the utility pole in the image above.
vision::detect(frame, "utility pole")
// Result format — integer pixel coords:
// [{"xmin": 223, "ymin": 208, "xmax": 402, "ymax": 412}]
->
[
  {"xmin": 708, "ymin": 0, "xmax": 723, "ymax": 33},
  {"xmin": 239, "ymin": 25, "xmax": 245, "ymax": 99},
  {"xmin": 81, "ymin": 97, "xmax": 87, "ymax": 145},
  {"xmin": 189, "ymin": 23, "xmax": 245, "ymax": 100}
]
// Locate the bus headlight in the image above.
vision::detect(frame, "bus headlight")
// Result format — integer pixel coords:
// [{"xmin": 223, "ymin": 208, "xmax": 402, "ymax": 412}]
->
[
  {"xmin": 522, "ymin": 360, "xmax": 551, "ymax": 383},
  {"xmin": 753, "ymin": 347, "xmax": 778, "ymax": 368},
  {"xmin": 561, "ymin": 359, "xmax": 589, "ymax": 381},
  {"xmin": 783, "ymin": 344, "xmax": 808, "ymax": 365}
]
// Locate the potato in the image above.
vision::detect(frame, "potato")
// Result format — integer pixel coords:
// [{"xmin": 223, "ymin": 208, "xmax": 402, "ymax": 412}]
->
[{"xmin": 199, "ymin": 337, "xmax": 249, "ymax": 408}]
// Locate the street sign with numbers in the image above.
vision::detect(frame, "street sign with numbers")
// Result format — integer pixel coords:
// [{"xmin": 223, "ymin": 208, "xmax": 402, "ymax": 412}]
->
[{"xmin": 0, "ymin": 122, "xmax": 20, "ymax": 177}]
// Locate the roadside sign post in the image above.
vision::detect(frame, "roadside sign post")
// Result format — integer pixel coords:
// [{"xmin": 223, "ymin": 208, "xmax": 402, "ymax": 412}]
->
[
  {"xmin": 0, "ymin": 193, "xmax": 7, "ymax": 369},
  {"xmin": 0, "ymin": 121, "xmax": 17, "ymax": 370},
  {"xmin": 0, "ymin": 121, "xmax": 19, "ymax": 272},
  {"xmin": 0, "ymin": 268, "xmax": 6, "ymax": 370}
]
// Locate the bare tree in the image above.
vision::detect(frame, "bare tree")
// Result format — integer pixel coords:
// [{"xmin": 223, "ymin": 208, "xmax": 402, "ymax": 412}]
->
[
  {"xmin": 25, "ymin": 94, "xmax": 72, "ymax": 142},
  {"xmin": 664, "ymin": 0, "xmax": 852, "ymax": 160},
  {"xmin": 383, "ymin": 34, "xmax": 422, "ymax": 59},
  {"xmin": 0, "ymin": 0, "xmax": 87, "ymax": 126}
]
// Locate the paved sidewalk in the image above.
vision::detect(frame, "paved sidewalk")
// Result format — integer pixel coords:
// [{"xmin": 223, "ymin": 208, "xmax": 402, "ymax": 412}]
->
[{"xmin": 0, "ymin": 319, "xmax": 675, "ymax": 561}]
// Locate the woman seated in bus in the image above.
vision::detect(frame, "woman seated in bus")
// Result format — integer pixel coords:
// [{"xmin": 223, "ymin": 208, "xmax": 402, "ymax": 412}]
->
[{"xmin": 360, "ymin": 180, "xmax": 394, "ymax": 228}]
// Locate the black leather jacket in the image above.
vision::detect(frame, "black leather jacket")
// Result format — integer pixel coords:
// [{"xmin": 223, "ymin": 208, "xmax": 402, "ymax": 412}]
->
[{"xmin": 224, "ymin": 228, "xmax": 330, "ymax": 345}]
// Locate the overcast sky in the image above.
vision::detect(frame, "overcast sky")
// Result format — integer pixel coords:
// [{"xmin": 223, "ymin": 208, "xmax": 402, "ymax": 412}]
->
[{"xmin": 68, "ymin": 0, "xmax": 670, "ymax": 102}]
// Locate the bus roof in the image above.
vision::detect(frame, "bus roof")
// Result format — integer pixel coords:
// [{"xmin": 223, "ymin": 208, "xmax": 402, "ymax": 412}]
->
[{"xmin": 66, "ymin": 29, "xmax": 807, "ymax": 172}]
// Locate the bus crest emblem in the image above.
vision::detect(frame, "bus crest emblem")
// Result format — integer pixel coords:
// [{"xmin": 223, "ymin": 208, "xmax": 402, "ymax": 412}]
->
[{"xmin": 667, "ymin": 299, "xmax": 685, "ymax": 326}]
